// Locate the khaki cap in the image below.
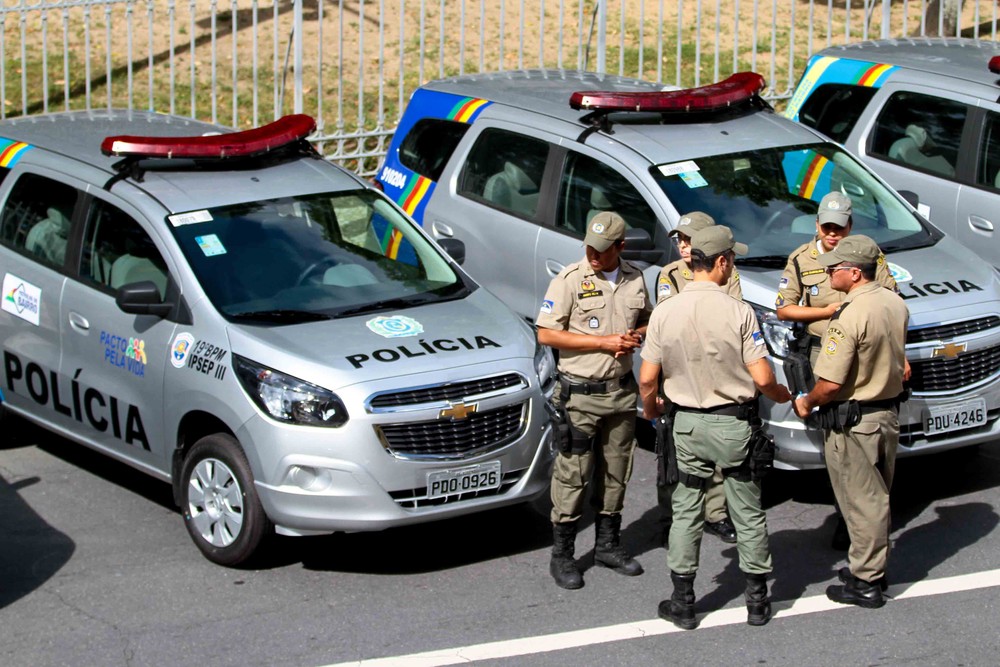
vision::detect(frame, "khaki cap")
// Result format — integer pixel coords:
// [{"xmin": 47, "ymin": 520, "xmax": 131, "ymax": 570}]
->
[
  {"xmin": 817, "ymin": 191, "xmax": 852, "ymax": 227},
  {"xmin": 668, "ymin": 211, "xmax": 715, "ymax": 237},
  {"xmin": 817, "ymin": 234, "xmax": 881, "ymax": 267},
  {"xmin": 691, "ymin": 225, "xmax": 748, "ymax": 256},
  {"xmin": 584, "ymin": 211, "xmax": 627, "ymax": 251}
]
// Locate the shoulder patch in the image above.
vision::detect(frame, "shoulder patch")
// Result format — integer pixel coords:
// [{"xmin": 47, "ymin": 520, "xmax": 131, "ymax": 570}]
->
[
  {"xmin": 540, "ymin": 299, "xmax": 554, "ymax": 314},
  {"xmin": 775, "ymin": 293, "xmax": 786, "ymax": 308},
  {"xmin": 825, "ymin": 336, "xmax": 839, "ymax": 356},
  {"xmin": 779, "ymin": 277, "xmax": 789, "ymax": 289}
]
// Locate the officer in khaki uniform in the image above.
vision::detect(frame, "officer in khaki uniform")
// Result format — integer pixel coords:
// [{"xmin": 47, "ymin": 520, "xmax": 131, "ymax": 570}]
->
[
  {"xmin": 537, "ymin": 211, "xmax": 652, "ymax": 590},
  {"xmin": 655, "ymin": 212, "xmax": 739, "ymax": 544},
  {"xmin": 640, "ymin": 226, "xmax": 792, "ymax": 629},
  {"xmin": 794, "ymin": 235, "xmax": 908, "ymax": 609}
]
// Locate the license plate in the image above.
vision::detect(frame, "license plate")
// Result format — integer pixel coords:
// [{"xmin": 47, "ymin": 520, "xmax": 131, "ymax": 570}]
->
[
  {"xmin": 924, "ymin": 398, "xmax": 987, "ymax": 436},
  {"xmin": 427, "ymin": 461, "xmax": 502, "ymax": 499}
]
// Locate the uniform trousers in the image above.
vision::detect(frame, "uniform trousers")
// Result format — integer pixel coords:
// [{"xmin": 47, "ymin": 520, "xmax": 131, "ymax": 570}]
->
[
  {"xmin": 657, "ymin": 467, "xmax": 728, "ymax": 523},
  {"xmin": 823, "ymin": 408, "xmax": 898, "ymax": 582},
  {"xmin": 668, "ymin": 411, "xmax": 772, "ymax": 575},
  {"xmin": 550, "ymin": 385, "xmax": 638, "ymax": 523}
]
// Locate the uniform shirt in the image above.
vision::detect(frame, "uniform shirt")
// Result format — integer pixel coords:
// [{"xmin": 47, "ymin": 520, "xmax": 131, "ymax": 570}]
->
[
  {"xmin": 641, "ymin": 281, "xmax": 768, "ymax": 408},
  {"xmin": 656, "ymin": 259, "xmax": 742, "ymax": 304},
  {"xmin": 813, "ymin": 282, "xmax": 909, "ymax": 403},
  {"xmin": 537, "ymin": 258, "xmax": 652, "ymax": 381},
  {"xmin": 776, "ymin": 238, "xmax": 897, "ymax": 337}
]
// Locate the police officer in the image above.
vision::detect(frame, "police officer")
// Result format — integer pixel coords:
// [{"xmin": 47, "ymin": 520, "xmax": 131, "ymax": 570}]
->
[
  {"xmin": 776, "ymin": 191, "xmax": 901, "ymax": 550},
  {"xmin": 656, "ymin": 211, "xmax": 740, "ymax": 545},
  {"xmin": 640, "ymin": 225, "xmax": 792, "ymax": 629},
  {"xmin": 793, "ymin": 235, "xmax": 908, "ymax": 609},
  {"xmin": 537, "ymin": 211, "xmax": 652, "ymax": 590}
]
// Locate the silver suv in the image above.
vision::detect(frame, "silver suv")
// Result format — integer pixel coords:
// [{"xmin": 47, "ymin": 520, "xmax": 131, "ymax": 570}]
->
[
  {"xmin": 378, "ymin": 69, "xmax": 1000, "ymax": 470},
  {"xmin": 786, "ymin": 38, "xmax": 1000, "ymax": 268},
  {"xmin": 0, "ymin": 110, "xmax": 555, "ymax": 565}
]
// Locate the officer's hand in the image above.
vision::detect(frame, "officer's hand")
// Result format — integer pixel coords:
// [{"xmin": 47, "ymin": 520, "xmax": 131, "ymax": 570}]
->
[
  {"xmin": 903, "ymin": 358, "xmax": 912, "ymax": 382},
  {"xmin": 772, "ymin": 384, "xmax": 793, "ymax": 404},
  {"xmin": 822, "ymin": 303, "xmax": 840, "ymax": 318},
  {"xmin": 606, "ymin": 333, "xmax": 640, "ymax": 357},
  {"xmin": 793, "ymin": 395, "xmax": 811, "ymax": 419}
]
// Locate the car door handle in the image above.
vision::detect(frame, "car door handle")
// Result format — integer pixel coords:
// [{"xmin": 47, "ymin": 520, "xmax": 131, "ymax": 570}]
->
[
  {"xmin": 68, "ymin": 311, "xmax": 90, "ymax": 332},
  {"xmin": 546, "ymin": 259, "xmax": 565, "ymax": 276},
  {"xmin": 969, "ymin": 215, "xmax": 994, "ymax": 232},
  {"xmin": 432, "ymin": 220, "xmax": 454, "ymax": 237}
]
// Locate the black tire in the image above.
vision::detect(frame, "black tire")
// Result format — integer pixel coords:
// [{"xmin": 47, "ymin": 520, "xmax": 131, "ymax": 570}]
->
[
  {"xmin": 180, "ymin": 433, "xmax": 271, "ymax": 566},
  {"xmin": 0, "ymin": 402, "xmax": 25, "ymax": 449}
]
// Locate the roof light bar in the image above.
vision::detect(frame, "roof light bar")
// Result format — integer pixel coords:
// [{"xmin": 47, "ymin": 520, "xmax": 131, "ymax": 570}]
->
[
  {"xmin": 990, "ymin": 56, "xmax": 1000, "ymax": 75},
  {"xmin": 100, "ymin": 114, "xmax": 316, "ymax": 159},
  {"xmin": 569, "ymin": 72, "xmax": 766, "ymax": 113}
]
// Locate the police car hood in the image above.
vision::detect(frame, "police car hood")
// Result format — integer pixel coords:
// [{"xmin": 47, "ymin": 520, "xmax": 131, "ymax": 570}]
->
[{"xmin": 225, "ymin": 288, "xmax": 535, "ymax": 388}]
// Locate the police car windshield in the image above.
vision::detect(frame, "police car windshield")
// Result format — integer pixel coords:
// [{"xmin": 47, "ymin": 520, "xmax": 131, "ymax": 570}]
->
[
  {"xmin": 650, "ymin": 143, "xmax": 938, "ymax": 262},
  {"xmin": 169, "ymin": 189, "xmax": 470, "ymax": 322}
]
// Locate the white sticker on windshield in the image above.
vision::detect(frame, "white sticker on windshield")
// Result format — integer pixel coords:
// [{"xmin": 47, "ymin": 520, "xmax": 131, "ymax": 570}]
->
[
  {"xmin": 195, "ymin": 234, "xmax": 227, "ymax": 257},
  {"xmin": 169, "ymin": 210, "xmax": 213, "ymax": 226},
  {"xmin": 680, "ymin": 171, "xmax": 708, "ymax": 189},
  {"xmin": 658, "ymin": 160, "xmax": 699, "ymax": 177}
]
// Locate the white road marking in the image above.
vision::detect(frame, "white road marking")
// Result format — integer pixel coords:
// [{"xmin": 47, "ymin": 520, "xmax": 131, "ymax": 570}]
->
[{"xmin": 321, "ymin": 568, "xmax": 1000, "ymax": 667}]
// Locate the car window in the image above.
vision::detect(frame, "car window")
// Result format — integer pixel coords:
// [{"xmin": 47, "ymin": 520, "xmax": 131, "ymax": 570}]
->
[
  {"xmin": 650, "ymin": 142, "xmax": 935, "ymax": 262},
  {"xmin": 399, "ymin": 118, "xmax": 469, "ymax": 182},
  {"xmin": 457, "ymin": 128, "xmax": 548, "ymax": 220},
  {"xmin": 797, "ymin": 83, "xmax": 877, "ymax": 144},
  {"xmin": 80, "ymin": 199, "xmax": 170, "ymax": 299},
  {"xmin": 168, "ymin": 189, "xmax": 471, "ymax": 322},
  {"xmin": 557, "ymin": 150, "xmax": 665, "ymax": 248},
  {"xmin": 0, "ymin": 173, "xmax": 77, "ymax": 269},
  {"xmin": 870, "ymin": 91, "xmax": 967, "ymax": 179},
  {"xmin": 977, "ymin": 110, "xmax": 1000, "ymax": 191}
]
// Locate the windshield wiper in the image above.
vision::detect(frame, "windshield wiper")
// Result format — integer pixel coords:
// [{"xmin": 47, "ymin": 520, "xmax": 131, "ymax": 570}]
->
[
  {"xmin": 229, "ymin": 309, "xmax": 332, "ymax": 323},
  {"xmin": 336, "ymin": 297, "xmax": 428, "ymax": 318},
  {"xmin": 738, "ymin": 255, "xmax": 788, "ymax": 268}
]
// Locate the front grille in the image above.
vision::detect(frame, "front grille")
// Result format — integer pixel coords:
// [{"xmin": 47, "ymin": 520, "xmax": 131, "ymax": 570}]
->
[
  {"xmin": 369, "ymin": 373, "xmax": 525, "ymax": 409},
  {"xmin": 907, "ymin": 316, "xmax": 1000, "ymax": 344},
  {"xmin": 377, "ymin": 403, "xmax": 526, "ymax": 458},
  {"xmin": 909, "ymin": 345, "xmax": 1000, "ymax": 392},
  {"xmin": 389, "ymin": 468, "xmax": 526, "ymax": 508}
]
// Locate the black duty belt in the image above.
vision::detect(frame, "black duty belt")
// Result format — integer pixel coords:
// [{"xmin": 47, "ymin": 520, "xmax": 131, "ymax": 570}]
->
[
  {"xmin": 559, "ymin": 373, "xmax": 633, "ymax": 395},
  {"xmin": 857, "ymin": 397, "xmax": 901, "ymax": 413},
  {"xmin": 675, "ymin": 403, "xmax": 742, "ymax": 417}
]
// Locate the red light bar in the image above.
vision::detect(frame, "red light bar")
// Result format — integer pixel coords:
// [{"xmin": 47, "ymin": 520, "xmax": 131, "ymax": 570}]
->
[
  {"xmin": 569, "ymin": 72, "xmax": 766, "ymax": 113},
  {"xmin": 101, "ymin": 114, "xmax": 316, "ymax": 159},
  {"xmin": 990, "ymin": 56, "xmax": 1000, "ymax": 75}
]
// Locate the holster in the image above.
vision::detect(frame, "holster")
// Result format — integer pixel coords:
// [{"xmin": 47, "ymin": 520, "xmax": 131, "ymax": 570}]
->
[
  {"xmin": 545, "ymin": 396, "xmax": 596, "ymax": 455},
  {"xmin": 721, "ymin": 399, "xmax": 775, "ymax": 482},
  {"xmin": 816, "ymin": 400, "xmax": 862, "ymax": 433},
  {"xmin": 655, "ymin": 404, "xmax": 678, "ymax": 487}
]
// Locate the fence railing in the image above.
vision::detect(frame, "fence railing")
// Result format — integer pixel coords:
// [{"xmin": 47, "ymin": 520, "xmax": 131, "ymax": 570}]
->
[{"xmin": 2, "ymin": 0, "xmax": 997, "ymax": 175}]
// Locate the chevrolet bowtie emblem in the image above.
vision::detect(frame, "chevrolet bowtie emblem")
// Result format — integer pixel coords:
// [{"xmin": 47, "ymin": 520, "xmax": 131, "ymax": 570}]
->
[
  {"xmin": 440, "ymin": 402, "xmax": 478, "ymax": 420},
  {"xmin": 932, "ymin": 342, "xmax": 967, "ymax": 359}
]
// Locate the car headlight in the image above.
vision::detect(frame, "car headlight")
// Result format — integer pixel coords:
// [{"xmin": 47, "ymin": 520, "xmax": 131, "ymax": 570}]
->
[
  {"xmin": 233, "ymin": 355, "xmax": 349, "ymax": 427},
  {"xmin": 534, "ymin": 341, "xmax": 556, "ymax": 389},
  {"xmin": 751, "ymin": 304, "xmax": 796, "ymax": 358}
]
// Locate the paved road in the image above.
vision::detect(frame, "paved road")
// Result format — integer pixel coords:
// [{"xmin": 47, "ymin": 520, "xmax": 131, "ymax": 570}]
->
[{"xmin": 2, "ymin": 419, "xmax": 999, "ymax": 667}]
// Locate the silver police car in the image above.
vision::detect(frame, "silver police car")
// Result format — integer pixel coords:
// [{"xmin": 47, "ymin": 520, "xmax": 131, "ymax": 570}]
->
[
  {"xmin": 378, "ymin": 69, "xmax": 1000, "ymax": 470},
  {"xmin": 785, "ymin": 38, "xmax": 1000, "ymax": 268},
  {"xmin": 0, "ymin": 110, "xmax": 555, "ymax": 566}
]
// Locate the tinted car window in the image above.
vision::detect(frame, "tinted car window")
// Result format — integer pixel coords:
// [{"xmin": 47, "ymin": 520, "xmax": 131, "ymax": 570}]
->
[
  {"xmin": 0, "ymin": 173, "xmax": 77, "ymax": 269},
  {"xmin": 458, "ymin": 128, "xmax": 548, "ymax": 220},
  {"xmin": 650, "ymin": 142, "xmax": 934, "ymax": 261},
  {"xmin": 169, "ymin": 189, "xmax": 470, "ymax": 322},
  {"xmin": 797, "ymin": 83, "xmax": 877, "ymax": 144},
  {"xmin": 80, "ymin": 199, "xmax": 170, "ymax": 299},
  {"xmin": 978, "ymin": 111, "xmax": 1000, "ymax": 191},
  {"xmin": 557, "ymin": 150, "xmax": 664, "ymax": 249},
  {"xmin": 399, "ymin": 118, "xmax": 469, "ymax": 182},
  {"xmin": 870, "ymin": 91, "xmax": 967, "ymax": 179}
]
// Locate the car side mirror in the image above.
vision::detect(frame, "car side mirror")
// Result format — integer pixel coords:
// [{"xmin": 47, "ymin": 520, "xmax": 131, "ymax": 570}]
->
[
  {"xmin": 116, "ymin": 281, "xmax": 173, "ymax": 318},
  {"xmin": 621, "ymin": 227, "xmax": 663, "ymax": 265},
  {"xmin": 898, "ymin": 190, "xmax": 919, "ymax": 208},
  {"xmin": 438, "ymin": 238, "xmax": 466, "ymax": 265}
]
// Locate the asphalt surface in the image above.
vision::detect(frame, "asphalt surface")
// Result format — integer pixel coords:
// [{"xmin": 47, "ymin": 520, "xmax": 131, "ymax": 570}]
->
[{"xmin": 2, "ymin": 416, "xmax": 999, "ymax": 667}]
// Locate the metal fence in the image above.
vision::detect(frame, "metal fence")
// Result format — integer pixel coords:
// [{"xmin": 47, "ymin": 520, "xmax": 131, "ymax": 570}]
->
[{"xmin": 2, "ymin": 0, "xmax": 997, "ymax": 175}]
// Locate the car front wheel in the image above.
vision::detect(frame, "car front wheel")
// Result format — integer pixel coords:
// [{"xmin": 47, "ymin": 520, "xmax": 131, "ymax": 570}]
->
[{"xmin": 180, "ymin": 434, "xmax": 271, "ymax": 566}]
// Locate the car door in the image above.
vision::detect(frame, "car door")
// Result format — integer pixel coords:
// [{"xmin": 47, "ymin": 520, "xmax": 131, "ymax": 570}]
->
[
  {"xmin": 0, "ymin": 171, "xmax": 78, "ymax": 430},
  {"xmin": 858, "ymin": 85, "xmax": 971, "ymax": 233},
  {"xmin": 59, "ymin": 193, "xmax": 178, "ymax": 469},
  {"xmin": 953, "ymin": 108, "xmax": 1000, "ymax": 268}
]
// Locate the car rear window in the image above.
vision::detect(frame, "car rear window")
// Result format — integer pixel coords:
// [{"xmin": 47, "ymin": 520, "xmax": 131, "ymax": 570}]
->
[
  {"xmin": 399, "ymin": 118, "xmax": 469, "ymax": 182},
  {"xmin": 797, "ymin": 83, "xmax": 877, "ymax": 144}
]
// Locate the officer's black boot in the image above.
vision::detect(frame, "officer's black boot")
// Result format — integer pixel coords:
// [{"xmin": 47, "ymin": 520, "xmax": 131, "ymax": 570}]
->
[
  {"xmin": 826, "ymin": 573, "xmax": 885, "ymax": 608},
  {"xmin": 658, "ymin": 571, "xmax": 698, "ymax": 630},
  {"xmin": 745, "ymin": 572, "xmax": 772, "ymax": 626},
  {"xmin": 549, "ymin": 521, "xmax": 583, "ymax": 590},
  {"xmin": 594, "ymin": 513, "xmax": 643, "ymax": 576},
  {"xmin": 838, "ymin": 566, "xmax": 888, "ymax": 592}
]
